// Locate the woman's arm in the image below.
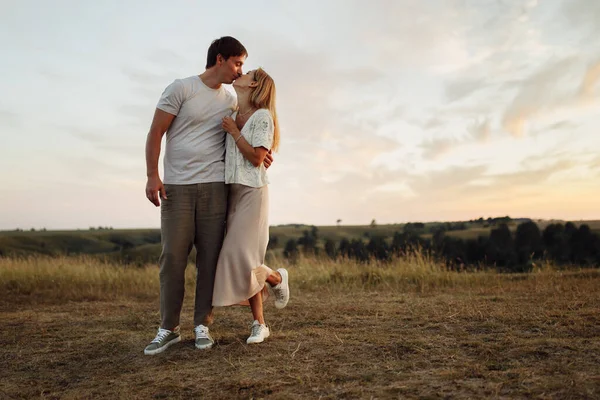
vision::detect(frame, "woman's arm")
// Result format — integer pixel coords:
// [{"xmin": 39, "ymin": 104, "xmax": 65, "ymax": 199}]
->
[{"xmin": 222, "ymin": 116, "xmax": 271, "ymax": 168}]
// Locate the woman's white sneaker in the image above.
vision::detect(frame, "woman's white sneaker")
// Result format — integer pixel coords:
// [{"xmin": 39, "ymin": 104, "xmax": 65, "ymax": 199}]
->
[
  {"xmin": 246, "ymin": 320, "xmax": 270, "ymax": 344},
  {"xmin": 272, "ymin": 268, "xmax": 290, "ymax": 309}
]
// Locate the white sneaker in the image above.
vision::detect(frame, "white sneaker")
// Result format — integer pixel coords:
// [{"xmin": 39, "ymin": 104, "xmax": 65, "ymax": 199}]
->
[
  {"xmin": 194, "ymin": 324, "xmax": 214, "ymax": 349},
  {"xmin": 246, "ymin": 320, "xmax": 270, "ymax": 344},
  {"xmin": 272, "ymin": 268, "xmax": 290, "ymax": 309}
]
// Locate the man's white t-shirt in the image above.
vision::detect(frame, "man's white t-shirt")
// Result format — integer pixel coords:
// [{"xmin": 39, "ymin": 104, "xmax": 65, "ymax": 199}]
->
[{"xmin": 157, "ymin": 75, "xmax": 237, "ymax": 184}]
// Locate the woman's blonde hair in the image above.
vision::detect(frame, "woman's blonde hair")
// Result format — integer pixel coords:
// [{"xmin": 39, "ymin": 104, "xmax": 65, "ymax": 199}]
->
[{"xmin": 249, "ymin": 68, "xmax": 280, "ymax": 152}]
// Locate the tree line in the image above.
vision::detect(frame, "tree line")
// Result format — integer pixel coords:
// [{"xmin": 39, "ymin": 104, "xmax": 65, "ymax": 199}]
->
[{"xmin": 279, "ymin": 221, "xmax": 600, "ymax": 272}]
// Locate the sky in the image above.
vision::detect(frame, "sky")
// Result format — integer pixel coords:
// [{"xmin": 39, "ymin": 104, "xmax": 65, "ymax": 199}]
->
[{"xmin": 1, "ymin": 0, "xmax": 599, "ymax": 230}]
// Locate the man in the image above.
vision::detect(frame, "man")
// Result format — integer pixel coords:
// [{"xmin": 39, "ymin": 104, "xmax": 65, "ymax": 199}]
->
[{"xmin": 143, "ymin": 36, "xmax": 272, "ymax": 355}]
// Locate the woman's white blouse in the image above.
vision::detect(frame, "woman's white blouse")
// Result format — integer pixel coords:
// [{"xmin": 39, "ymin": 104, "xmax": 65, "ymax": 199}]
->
[{"xmin": 225, "ymin": 108, "xmax": 274, "ymax": 188}]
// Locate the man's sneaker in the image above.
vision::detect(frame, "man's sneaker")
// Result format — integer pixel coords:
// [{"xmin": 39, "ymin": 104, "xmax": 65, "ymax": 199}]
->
[
  {"xmin": 247, "ymin": 320, "xmax": 270, "ymax": 344},
  {"xmin": 272, "ymin": 268, "xmax": 290, "ymax": 309},
  {"xmin": 144, "ymin": 326, "xmax": 181, "ymax": 355},
  {"xmin": 194, "ymin": 325, "xmax": 214, "ymax": 350}
]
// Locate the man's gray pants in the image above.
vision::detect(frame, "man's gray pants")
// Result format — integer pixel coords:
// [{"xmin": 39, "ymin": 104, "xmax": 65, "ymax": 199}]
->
[{"xmin": 159, "ymin": 182, "xmax": 228, "ymax": 329}]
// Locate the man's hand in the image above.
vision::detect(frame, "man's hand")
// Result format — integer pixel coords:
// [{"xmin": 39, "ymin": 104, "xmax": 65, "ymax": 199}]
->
[
  {"xmin": 146, "ymin": 175, "xmax": 167, "ymax": 207},
  {"xmin": 263, "ymin": 150, "xmax": 274, "ymax": 169}
]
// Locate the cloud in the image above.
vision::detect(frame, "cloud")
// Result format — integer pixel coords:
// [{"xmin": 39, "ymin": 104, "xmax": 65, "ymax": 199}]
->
[
  {"xmin": 579, "ymin": 60, "xmax": 600, "ymax": 99},
  {"xmin": 121, "ymin": 66, "xmax": 177, "ymax": 87},
  {"xmin": 279, "ymin": 164, "xmax": 486, "ymax": 223},
  {"xmin": 287, "ymin": 123, "xmax": 401, "ymax": 182},
  {"xmin": 545, "ymin": 120, "xmax": 577, "ymax": 132},
  {"xmin": 59, "ymin": 123, "xmax": 144, "ymax": 161},
  {"xmin": 118, "ymin": 103, "xmax": 156, "ymax": 127},
  {"xmin": 414, "ymin": 164, "xmax": 488, "ymax": 192},
  {"xmin": 347, "ymin": 159, "xmax": 589, "ymax": 223},
  {"xmin": 61, "ymin": 125, "xmax": 105, "ymax": 144},
  {"xmin": 467, "ymin": 117, "xmax": 491, "ymax": 143},
  {"xmin": 488, "ymin": 159, "xmax": 577, "ymax": 189},
  {"xmin": 561, "ymin": 0, "xmax": 600, "ymax": 39},
  {"xmin": 120, "ymin": 64, "xmax": 184, "ymax": 120},
  {"xmin": 417, "ymin": 116, "xmax": 490, "ymax": 161},
  {"xmin": 399, "ymin": 1, "xmax": 600, "ymax": 143},
  {"xmin": 420, "ymin": 138, "xmax": 458, "ymax": 160},
  {"xmin": 423, "ymin": 117, "xmax": 444, "ymax": 130},
  {"xmin": 501, "ymin": 56, "xmax": 599, "ymax": 137},
  {"xmin": 0, "ymin": 110, "xmax": 20, "ymax": 128},
  {"xmin": 37, "ymin": 67, "xmax": 69, "ymax": 82},
  {"xmin": 145, "ymin": 48, "xmax": 190, "ymax": 68},
  {"xmin": 56, "ymin": 155, "xmax": 141, "ymax": 182},
  {"xmin": 286, "ymin": 164, "xmax": 541, "ymax": 224},
  {"xmin": 444, "ymin": 77, "xmax": 487, "ymax": 103}
]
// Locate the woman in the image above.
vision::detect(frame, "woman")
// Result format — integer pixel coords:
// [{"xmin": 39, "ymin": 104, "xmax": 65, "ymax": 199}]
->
[{"xmin": 212, "ymin": 68, "xmax": 289, "ymax": 344}]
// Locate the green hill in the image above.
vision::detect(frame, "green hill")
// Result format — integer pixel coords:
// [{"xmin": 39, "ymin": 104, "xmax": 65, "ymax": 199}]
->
[{"xmin": 1, "ymin": 219, "xmax": 598, "ymax": 266}]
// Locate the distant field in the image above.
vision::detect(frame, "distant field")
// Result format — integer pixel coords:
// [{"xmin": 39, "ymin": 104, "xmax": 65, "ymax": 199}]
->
[{"xmin": 1, "ymin": 219, "xmax": 598, "ymax": 262}]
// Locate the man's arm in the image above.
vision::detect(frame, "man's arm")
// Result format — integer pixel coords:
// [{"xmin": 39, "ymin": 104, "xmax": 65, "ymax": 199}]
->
[
  {"xmin": 145, "ymin": 108, "xmax": 176, "ymax": 207},
  {"xmin": 263, "ymin": 150, "xmax": 273, "ymax": 169}
]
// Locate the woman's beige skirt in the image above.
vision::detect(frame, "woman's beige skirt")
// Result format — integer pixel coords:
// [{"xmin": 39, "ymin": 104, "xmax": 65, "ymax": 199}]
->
[{"xmin": 212, "ymin": 184, "xmax": 273, "ymax": 307}]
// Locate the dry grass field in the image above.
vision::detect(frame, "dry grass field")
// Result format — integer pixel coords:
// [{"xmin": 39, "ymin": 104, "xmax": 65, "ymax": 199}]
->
[{"xmin": 1, "ymin": 255, "xmax": 599, "ymax": 399}]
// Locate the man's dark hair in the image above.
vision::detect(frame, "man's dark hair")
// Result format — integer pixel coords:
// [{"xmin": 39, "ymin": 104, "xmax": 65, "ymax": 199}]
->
[{"xmin": 206, "ymin": 36, "xmax": 247, "ymax": 69}]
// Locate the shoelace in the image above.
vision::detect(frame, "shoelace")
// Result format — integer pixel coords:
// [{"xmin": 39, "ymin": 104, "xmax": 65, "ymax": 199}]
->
[
  {"xmin": 251, "ymin": 324, "xmax": 264, "ymax": 337},
  {"xmin": 194, "ymin": 325, "xmax": 209, "ymax": 338},
  {"xmin": 274, "ymin": 284, "xmax": 285, "ymax": 301},
  {"xmin": 152, "ymin": 328, "xmax": 171, "ymax": 343}
]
